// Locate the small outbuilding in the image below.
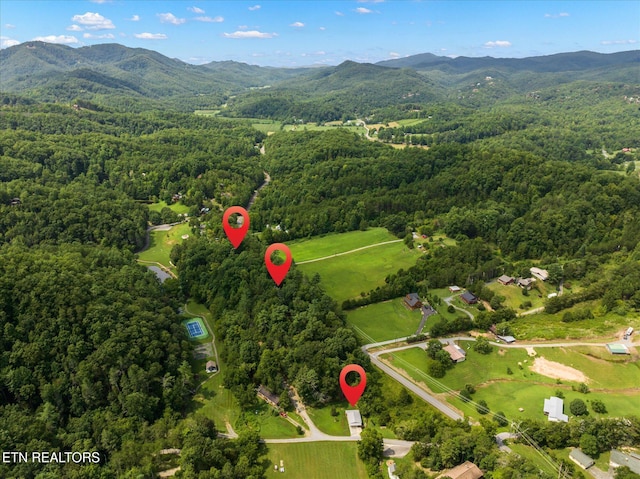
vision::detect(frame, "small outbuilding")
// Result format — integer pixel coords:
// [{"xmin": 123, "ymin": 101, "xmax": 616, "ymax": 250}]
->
[
  {"xmin": 449, "ymin": 285, "xmax": 462, "ymax": 292},
  {"xmin": 498, "ymin": 275, "xmax": 515, "ymax": 285},
  {"xmin": 569, "ymin": 448, "xmax": 595, "ymax": 470},
  {"xmin": 345, "ymin": 409, "xmax": 363, "ymax": 428},
  {"xmin": 206, "ymin": 361, "xmax": 218, "ymax": 373},
  {"xmin": 517, "ymin": 277, "xmax": 535, "ymax": 290},
  {"xmin": 496, "ymin": 335, "xmax": 516, "ymax": 344},
  {"xmin": 607, "ymin": 343, "xmax": 630, "ymax": 355},
  {"xmin": 530, "ymin": 267, "xmax": 549, "ymax": 281}
]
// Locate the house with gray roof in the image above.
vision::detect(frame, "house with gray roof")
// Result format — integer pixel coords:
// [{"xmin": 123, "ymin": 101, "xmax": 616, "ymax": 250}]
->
[
  {"xmin": 611, "ymin": 450, "xmax": 640, "ymax": 475},
  {"xmin": 543, "ymin": 396, "xmax": 568, "ymax": 422},
  {"xmin": 569, "ymin": 449, "xmax": 594, "ymax": 470}
]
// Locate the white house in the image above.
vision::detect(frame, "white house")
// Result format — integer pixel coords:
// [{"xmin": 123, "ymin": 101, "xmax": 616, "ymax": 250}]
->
[{"xmin": 543, "ymin": 396, "xmax": 568, "ymax": 422}]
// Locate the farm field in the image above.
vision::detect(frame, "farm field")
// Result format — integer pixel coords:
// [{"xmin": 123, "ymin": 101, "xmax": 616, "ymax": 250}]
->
[
  {"xmin": 265, "ymin": 442, "xmax": 367, "ymax": 479},
  {"xmin": 382, "ymin": 343, "xmax": 640, "ymax": 422},
  {"xmin": 287, "ymin": 227, "xmax": 397, "ymax": 262},
  {"xmin": 137, "ymin": 222, "xmax": 191, "ymax": 272},
  {"xmin": 347, "ymin": 298, "xmax": 423, "ymax": 342}
]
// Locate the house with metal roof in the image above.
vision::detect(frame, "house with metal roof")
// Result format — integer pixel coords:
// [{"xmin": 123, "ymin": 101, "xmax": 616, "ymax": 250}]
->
[
  {"xmin": 345, "ymin": 409, "xmax": 363, "ymax": 428},
  {"xmin": 543, "ymin": 396, "xmax": 568, "ymax": 422},
  {"xmin": 436, "ymin": 461, "xmax": 483, "ymax": 479},
  {"xmin": 610, "ymin": 450, "xmax": 640, "ymax": 475},
  {"xmin": 569, "ymin": 449, "xmax": 594, "ymax": 470},
  {"xmin": 530, "ymin": 267, "xmax": 549, "ymax": 281},
  {"xmin": 607, "ymin": 343, "xmax": 630, "ymax": 355},
  {"xmin": 443, "ymin": 343, "xmax": 466, "ymax": 363}
]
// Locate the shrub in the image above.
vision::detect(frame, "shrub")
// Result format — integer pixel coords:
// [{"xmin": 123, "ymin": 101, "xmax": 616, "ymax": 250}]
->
[
  {"xmin": 476, "ymin": 400, "xmax": 490, "ymax": 415},
  {"xmin": 570, "ymin": 398, "xmax": 588, "ymax": 416},
  {"xmin": 591, "ymin": 399, "xmax": 607, "ymax": 414}
]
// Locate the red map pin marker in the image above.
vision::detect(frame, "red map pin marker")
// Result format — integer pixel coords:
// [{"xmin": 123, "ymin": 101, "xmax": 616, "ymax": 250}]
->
[
  {"xmin": 340, "ymin": 364, "xmax": 367, "ymax": 407},
  {"xmin": 223, "ymin": 206, "xmax": 250, "ymax": 249},
  {"xmin": 264, "ymin": 243, "xmax": 292, "ymax": 286}
]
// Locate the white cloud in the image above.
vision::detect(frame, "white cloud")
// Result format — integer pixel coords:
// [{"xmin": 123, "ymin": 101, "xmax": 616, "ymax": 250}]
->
[
  {"xmin": 484, "ymin": 40, "xmax": 512, "ymax": 48},
  {"xmin": 67, "ymin": 25, "xmax": 83, "ymax": 31},
  {"xmin": 389, "ymin": 51, "xmax": 400, "ymax": 58},
  {"xmin": 32, "ymin": 35, "xmax": 79, "ymax": 44},
  {"xmin": 1, "ymin": 36, "xmax": 20, "ymax": 48},
  {"xmin": 90, "ymin": 0, "xmax": 112, "ymax": 3},
  {"xmin": 223, "ymin": 30, "xmax": 276, "ymax": 39},
  {"xmin": 188, "ymin": 6, "xmax": 205, "ymax": 14},
  {"xmin": 83, "ymin": 33, "xmax": 115, "ymax": 39},
  {"xmin": 355, "ymin": 7, "xmax": 374, "ymax": 14},
  {"xmin": 601, "ymin": 39, "xmax": 637, "ymax": 45},
  {"xmin": 290, "ymin": 21, "xmax": 304, "ymax": 28},
  {"xmin": 129, "ymin": 15, "xmax": 140, "ymax": 22},
  {"xmin": 71, "ymin": 12, "xmax": 115, "ymax": 30},
  {"xmin": 319, "ymin": 26, "xmax": 326, "ymax": 31},
  {"xmin": 248, "ymin": 5, "xmax": 261, "ymax": 11},
  {"xmin": 195, "ymin": 16, "xmax": 224, "ymax": 23},
  {"xmin": 158, "ymin": 13, "xmax": 186, "ymax": 25},
  {"xmin": 358, "ymin": 0, "xmax": 384, "ymax": 2},
  {"xmin": 545, "ymin": 12, "xmax": 570, "ymax": 18},
  {"xmin": 134, "ymin": 32, "xmax": 168, "ymax": 40},
  {"xmin": 5, "ymin": 24, "xmax": 16, "ymax": 29},
  {"xmin": 238, "ymin": 25, "xmax": 249, "ymax": 30},
  {"xmin": 335, "ymin": 11, "xmax": 344, "ymax": 16}
]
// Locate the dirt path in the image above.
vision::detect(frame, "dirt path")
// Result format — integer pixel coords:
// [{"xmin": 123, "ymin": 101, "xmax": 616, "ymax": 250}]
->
[
  {"xmin": 296, "ymin": 239, "xmax": 403, "ymax": 264},
  {"xmin": 246, "ymin": 171, "xmax": 271, "ymax": 211}
]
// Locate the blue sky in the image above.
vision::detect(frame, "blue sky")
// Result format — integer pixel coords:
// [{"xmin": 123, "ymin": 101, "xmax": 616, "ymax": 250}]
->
[{"xmin": 1, "ymin": 1, "xmax": 638, "ymax": 66}]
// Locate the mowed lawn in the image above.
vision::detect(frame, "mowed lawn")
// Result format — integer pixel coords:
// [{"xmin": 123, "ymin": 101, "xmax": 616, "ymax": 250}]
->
[
  {"xmin": 265, "ymin": 442, "xmax": 367, "ymax": 479},
  {"xmin": 347, "ymin": 298, "xmax": 423, "ymax": 342},
  {"xmin": 383, "ymin": 344, "xmax": 640, "ymax": 422},
  {"xmin": 137, "ymin": 223, "xmax": 191, "ymax": 272},
  {"xmin": 288, "ymin": 228, "xmax": 398, "ymax": 262},
  {"xmin": 147, "ymin": 200, "xmax": 190, "ymax": 215}
]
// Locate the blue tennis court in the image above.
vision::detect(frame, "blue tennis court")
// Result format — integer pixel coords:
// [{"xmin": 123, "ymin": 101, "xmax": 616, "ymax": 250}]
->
[{"xmin": 182, "ymin": 318, "xmax": 209, "ymax": 340}]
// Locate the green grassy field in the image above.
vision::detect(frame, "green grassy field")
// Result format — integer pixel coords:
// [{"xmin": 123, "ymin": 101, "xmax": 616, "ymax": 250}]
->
[
  {"xmin": 347, "ymin": 298, "xmax": 423, "ymax": 342},
  {"xmin": 297, "ymin": 242, "xmax": 420, "ymax": 303},
  {"xmin": 307, "ymin": 404, "xmax": 351, "ymax": 436},
  {"xmin": 510, "ymin": 306, "xmax": 640, "ymax": 340},
  {"xmin": 283, "ymin": 123, "xmax": 366, "ymax": 135},
  {"xmin": 382, "ymin": 343, "xmax": 640, "ymax": 422},
  {"xmin": 137, "ymin": 223, "xmax": 191, "ymax": 272},
  {"xmin": 487, "ymin": 282, "xmax": 548, "ymax": 311},
  {"xmin": 238, "ymin": 403, "xmax": 300, "ymax": 439},
  {"xmin": 147, "ymin": 200, "xmax": 191, "ymax": 215},
  {"xmin": 288, "ymin": 228, "xmax": 398, "ymax": 262},
  {"xmin": 265, "ymin": 442, "xmax": 367, "ymax": 479}
]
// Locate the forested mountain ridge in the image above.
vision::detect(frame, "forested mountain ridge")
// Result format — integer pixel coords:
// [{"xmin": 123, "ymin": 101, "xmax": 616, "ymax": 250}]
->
[{"xmin": 376, "ymin": 49, "xmax": 640, "ymax": 73}]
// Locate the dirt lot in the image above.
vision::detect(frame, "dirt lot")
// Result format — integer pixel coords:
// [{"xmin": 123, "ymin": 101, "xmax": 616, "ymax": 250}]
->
[{"xmin": 530, "ymin": 357, "xmax": 588, "ymax": 383}]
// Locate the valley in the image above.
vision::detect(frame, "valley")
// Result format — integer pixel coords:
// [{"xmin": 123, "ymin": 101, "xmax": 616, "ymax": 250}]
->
[{"xmin": 1, "ymin": 33, "xmax": 639, "ymax": 479}]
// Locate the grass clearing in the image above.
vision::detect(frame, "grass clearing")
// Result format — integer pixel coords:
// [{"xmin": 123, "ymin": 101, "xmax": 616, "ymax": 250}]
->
[
  {"xmin": 147, "ymin": 200, "xmax": 190, "ymax": 215},
  {"xmin": 287, "ymin": 228, "xmax": 397, "ymax": 262},
  {"xmin": 238, "ymin": 403, "xmax": 300, "ymax": 439},
  {"xmin": 265, "ymin": 442, "xmax": 367, "ymax": 479},
  {"xmin": 137, "ymin": 223, "xmax": 191, "ymax": 272},
  {"xmin": 297, "ymin": 242, "xmax": 419, "ymax": 303},
  {"xmin": 283, "ymin": 122, "xmax": 366, "ymax": 135},
  {"xmin": 487, "ymin": 282, "xmax": 548, "ymax": 311},
  {"xmin": 347, "ymin": 298, "xmax": 423, "ymax": 342},
  {"xmin": 307, "ymin": 404, "xmax": 351, "ymax": 436}
]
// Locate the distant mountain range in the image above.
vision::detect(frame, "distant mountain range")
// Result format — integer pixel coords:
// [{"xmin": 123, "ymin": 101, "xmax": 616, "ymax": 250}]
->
[{"xmin": 1, "ymin": 42, "xmax": 637, "ymax": 112}]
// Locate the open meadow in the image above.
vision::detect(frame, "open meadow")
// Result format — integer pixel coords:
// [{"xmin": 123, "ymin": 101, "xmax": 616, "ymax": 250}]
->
[
  {"xmin": 347, "ymin": 298, "xmax": 424, "ymax": 342},
  {"xmin": 287, "ymin": 229, "xmax": 420, "ymax": 303},
  {"xmin": 287, "ymin": 228, "xmax": 397, "ymax": 262},
  {"xmin": 146, "ymin": 200, "xmax": 191, "ymax": 215},
  {"xmin": 382, "ymin": 343, "xmax": 640, "ymax": 422},
  {"xmin": 265, "ymin": 442, "xmax": 367, "ymax": 479}
]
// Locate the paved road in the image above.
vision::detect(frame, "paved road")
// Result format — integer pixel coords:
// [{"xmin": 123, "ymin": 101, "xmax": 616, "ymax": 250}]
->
[
  {"xmin": 246, "ymin": 171, "xmax": 271, "ymax": 211},
  {"xmin": 296, "ymin": 239, "xmax": 403, "ymax": 265},
  {"xmin": 443, "ymin": 294, "xmax": 475, "ymax": 320}
]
